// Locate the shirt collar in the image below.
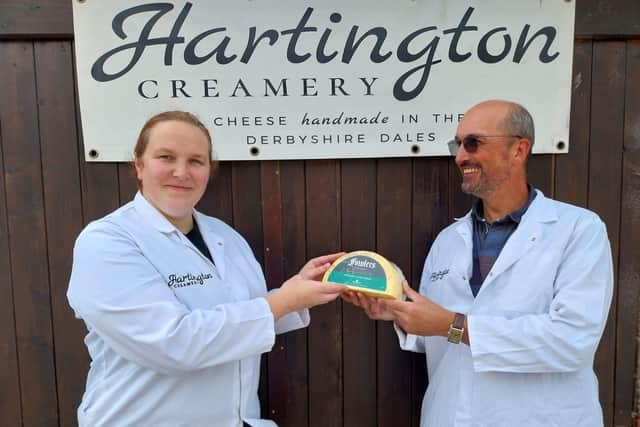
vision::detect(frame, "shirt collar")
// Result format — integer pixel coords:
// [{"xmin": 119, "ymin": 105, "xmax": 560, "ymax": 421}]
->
[{"xmin": 471, "ymin": 184, "xmax": 537, "ymax": 224}]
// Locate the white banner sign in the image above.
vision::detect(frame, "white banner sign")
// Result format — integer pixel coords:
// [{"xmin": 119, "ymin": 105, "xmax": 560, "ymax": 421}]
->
[{"xmin": 73, "ymin": 1, "xmax": 575, "ymax": 161}]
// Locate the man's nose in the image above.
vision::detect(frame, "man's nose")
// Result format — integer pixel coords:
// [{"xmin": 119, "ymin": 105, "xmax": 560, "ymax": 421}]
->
[{"xmin": 455, "ymin": 144, "xmax": 468, "ymax": 166}]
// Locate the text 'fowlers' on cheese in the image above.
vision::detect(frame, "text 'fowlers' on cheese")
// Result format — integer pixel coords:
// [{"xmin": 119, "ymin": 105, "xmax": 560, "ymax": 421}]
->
[{"xmin": 322, "ymin": 251, "xmax": 404, "ymax": 299}]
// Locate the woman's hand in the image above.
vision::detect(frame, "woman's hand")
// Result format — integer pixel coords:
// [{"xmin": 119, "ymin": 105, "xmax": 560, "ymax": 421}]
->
[
  {"xmin": 298, "ymin": 252, "xmax": 345, "ymax": 280},
  {"xmin": 265, "ymin": 252, "xmax": 346, "ymax": 320}
]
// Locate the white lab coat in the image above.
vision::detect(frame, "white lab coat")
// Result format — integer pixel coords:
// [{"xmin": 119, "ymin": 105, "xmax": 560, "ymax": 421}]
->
[
  {"xmin": 67, "ymin": 192, "xmax": 309, "ymax": 427},
  {"xmin": 398, "ymin": 190, "xmax": 613, "ymax": 427}
]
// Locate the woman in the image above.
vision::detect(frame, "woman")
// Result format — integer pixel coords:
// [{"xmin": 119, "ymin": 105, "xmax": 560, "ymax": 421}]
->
[{"xmin": 67, "ymin": 111, "xmax": 345, "ymax": 426}]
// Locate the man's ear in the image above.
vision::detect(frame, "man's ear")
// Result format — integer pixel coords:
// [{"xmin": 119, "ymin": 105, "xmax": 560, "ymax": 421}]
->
[{"xmin": 514, "ymin": 138, "xmax": 532, "ymax": 163}]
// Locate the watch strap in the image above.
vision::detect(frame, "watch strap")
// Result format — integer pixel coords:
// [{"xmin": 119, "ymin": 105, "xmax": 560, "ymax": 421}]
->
[{"xmin": 447, "ymin": 312, "xmax": 465, "ymax": 344}]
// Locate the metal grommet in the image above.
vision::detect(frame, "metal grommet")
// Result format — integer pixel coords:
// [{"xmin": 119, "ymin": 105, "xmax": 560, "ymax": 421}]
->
[
  {"xmin": 411, "ymin": 144, "xmax": 420, "ymax": 154},
  {"xmin": 556, "ymin": 141, "xmax": 566, "ymax": 151},
  {"xmin": 88, "ymin": 149, "xmax": 99, "ymax": 159},
  {"xmin": 249, "ymin": 147, "xmax": 259, "ymax": 157}
]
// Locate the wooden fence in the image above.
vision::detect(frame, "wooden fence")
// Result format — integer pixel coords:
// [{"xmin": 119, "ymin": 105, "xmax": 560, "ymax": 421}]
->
[{"xmin": 0, "ymin": 1, "xmax": 639, "ymax": 426}]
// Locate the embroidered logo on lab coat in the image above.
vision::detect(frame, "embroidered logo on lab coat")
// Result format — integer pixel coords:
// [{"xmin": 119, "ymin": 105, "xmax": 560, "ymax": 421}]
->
[
  {"xmin": 168, "ymin": 272, "xmax": 214, "ymax": 288},
  {"xmin": 429, "ymin": 269, "xmax": 449, "ymax": 282}
]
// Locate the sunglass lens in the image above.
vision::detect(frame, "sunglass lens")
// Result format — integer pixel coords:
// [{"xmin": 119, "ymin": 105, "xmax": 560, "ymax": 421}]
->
[{"xmin": 462, "ymin": 136, "xmax": 479, "ymax": 153}]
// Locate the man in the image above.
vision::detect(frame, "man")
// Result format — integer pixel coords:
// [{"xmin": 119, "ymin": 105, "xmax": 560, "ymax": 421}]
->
[{"xmin": 345, "ymin": 100, "xmax": 613, "ymax": 426}]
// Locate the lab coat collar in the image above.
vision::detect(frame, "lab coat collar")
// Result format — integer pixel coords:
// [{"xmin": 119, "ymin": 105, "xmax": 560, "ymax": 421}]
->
[
  {"xmin": 477, "ymin": 189, "xmax": 558, "ymax": 293},
  {"xmin": 133, "ymin": 192, "xmax": 180, "ymax": 233},
  {"xmin": 133, "ymin": 193, "xmax": 228, "ymax": 278}
]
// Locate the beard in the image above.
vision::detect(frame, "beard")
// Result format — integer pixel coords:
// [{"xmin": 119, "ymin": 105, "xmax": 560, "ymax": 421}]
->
[{"xmin": 460, "ymin": 162, "xmax": 512, "ymax": 199}]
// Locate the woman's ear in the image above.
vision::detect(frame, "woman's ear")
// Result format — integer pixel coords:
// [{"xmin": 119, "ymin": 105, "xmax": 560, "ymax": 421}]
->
[{"xmin": 134, "ymin": 157, "xmax": 144, "ymax": 181}]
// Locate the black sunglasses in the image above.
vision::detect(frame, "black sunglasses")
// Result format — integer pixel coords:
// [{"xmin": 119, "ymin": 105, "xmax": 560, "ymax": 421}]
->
[{"xmin": 447, "ymin": 134, "xmax": 521, "ymax": 156}]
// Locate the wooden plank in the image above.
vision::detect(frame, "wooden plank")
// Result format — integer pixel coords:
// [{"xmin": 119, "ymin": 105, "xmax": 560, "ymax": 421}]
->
[
  {"xmin": 0, "ymin": 41, "xmax": 59, "ymax": 427},
  {"xmin": 117, "ymin": 163, "xmax": 138, "ymax": 205},
  {"xmin": 589, "ymin": 40, "xmax": 626, "ymax": 427},
  {"xmin": 376, "ymin": 158, "xmax": 413, "ymax": 427},
  {"xmin": 576, "ymin": 0, "xmax": 640, "ymax": 38},
  {"xmin": 231, "ymin": 162, "xmax": 264, "ymax": 260},
  {"xmin": 1, "ymin": 0, "xmax": 640, "ymax": 40},
  {"xmin": 279, "ymin": 160, "xmax": 309, "ymax": 427},
  {"xmin": 198, "ymin": 162, "xmax": 233, "ymax": 225},
  {"xmin": 0, "ymin": 0, "xmax": 73, "ymax": 39},
  {"xmin": 306, "ymin": 160, "xmax": 342, "ymax": 427},
  {"xmin": 260, "ymin": 161, "xmax": 288, "ymax": 424},
  {"xmin": 556, "ymin": 40, "xmax": 593, "ymax": 208},
  {"xmin": 3, "ymin": 0, "xmax": 640, "ymax": 40},
  {"xmin": 80, "ymin": 162, "xmax": 120, "ymax": 224},
  {"xmin": 34, "ymin": 40, "xmax": 87, "ymax": 427},
  {"xmin": 448, "ymin": 161, "xmax": 473, "ymax": 219},
  {"xmin": 340, "ymin": 159, "xmax": 377, "ymax": 427},
  {"xmin": 411, "ymin": 157, "xmax": 449, "ymax": 426},
  {"xmin": 230, "ymin": 161, "xmax": 268, "ymax": 414},
  {"xmin": 527, "ymin": 154, "xmax": 553, "ymax": 197},
  {"xmin": 0, "ymin": 82, "xmax": 23, "ymax": 427},
  {"xmin": 614, "ymin": 39, "xmax": 640, "ymax": 427}
]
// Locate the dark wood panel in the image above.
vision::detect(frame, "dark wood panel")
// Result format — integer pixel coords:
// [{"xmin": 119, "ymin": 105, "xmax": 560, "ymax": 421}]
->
[
  {"xmin": 260, "ymin": 161, "xmax": 288, "ymax": 424},
  {"xmin": 34, "ymin": 40, "xmax": 86, "ymax": 427},
  {"xmin": 0, "ymin": 41, "xmax": 59, "ymax": 427},
  {"xmin": 198, "ymin": 162, "xmax": 233, "ymax": 225},
  {"xmin": 117, "ymin": 163, "xmax": 138, "ymax": 205},
  {"xmin": 448, "ymin": 161, "xmax": 473, "ymax": 219},
  {"xmin": 589, "ymin": 40, "xmax": 626, "ymax": 427},
  {"xmin": 231, "ymin": 162, "xmax": 264, "ymax": 260},
  {"xmin": 340, "ymin": 159, "xmax": 377, "ymax": 427},
  {"xmin": 556, "ymin": 40, "xmax": 592, "ymax": 207},
  {"xmin": 80, "ymin": 163, "xmax": 120, "ymax": 224},
  {"xmin": 0, "ymin": 0, "xmax": 73, "ymax": 39},
  {"xmin": 3, "ymin": 0, "xmax": 640, "ymax": 40},
  {"xmin": 376, "ymin": 159, "xmax": 413, "ymax": 427},
  {"xmin": 279, "ymin": 160, "xmax": 309, "ymax": 427},
  {"xmin": 527, "ymin": 155, "xmax": 554, "ymax": 197},
  {"xmin": 576, "ymin": 0, "xmax": 640, "ymax": 38},
  {"xmin": 410, "ymin": 157, "xmax": 449, "ymax": 426},
  {"xmin": 306, "ymin": 160, "xmax": 342, "ymax": 427},
  {"xmin": 614, "ymin": 39, "xmax": 640, "ymax": 427},
  {"xmin": 230, "ymin": 161, "xmax": 268, "ymax": 414},
  {"xmin": 0, "ymin": 82, "xmax": 23, "ymax": 426}
]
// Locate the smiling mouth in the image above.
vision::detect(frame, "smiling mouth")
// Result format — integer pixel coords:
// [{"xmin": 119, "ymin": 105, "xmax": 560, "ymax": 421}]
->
[
  {"xmin": 166, "ymin": 185, "xmax": 192, "ymax": 191},
  {"xmin": 462, "ymin": 167, "xmax": 480, "ymax": 175}
]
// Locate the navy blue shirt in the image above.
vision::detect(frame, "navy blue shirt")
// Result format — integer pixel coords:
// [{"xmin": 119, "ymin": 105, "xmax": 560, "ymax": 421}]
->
[
  {"xmin": 185, "ymin": 219, "xmax": 214, "ymax": 264},
  {"xmin": 469, "ymin": 186, "xmax": 537, "ymax": 297}
]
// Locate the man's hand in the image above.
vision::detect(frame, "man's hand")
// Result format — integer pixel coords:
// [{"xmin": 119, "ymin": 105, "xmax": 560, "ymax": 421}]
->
[
  {"xmin": 341, "ymin": 291, "xmax": 396, "ymax": 321},
  {"xmin": 385, "ymin": 281, "xmax": 454, "ymax": 337}
]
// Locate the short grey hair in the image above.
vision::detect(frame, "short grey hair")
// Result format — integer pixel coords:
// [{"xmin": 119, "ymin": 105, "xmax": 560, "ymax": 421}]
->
[{"xmin": 504, "ymin": 102, "xmax": 535, "ymax": 152}]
